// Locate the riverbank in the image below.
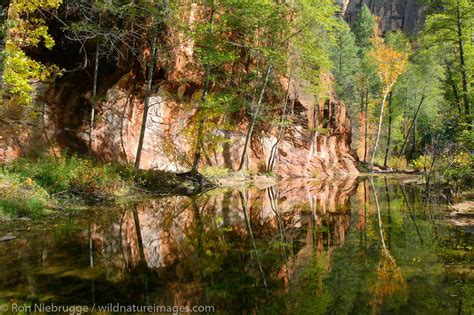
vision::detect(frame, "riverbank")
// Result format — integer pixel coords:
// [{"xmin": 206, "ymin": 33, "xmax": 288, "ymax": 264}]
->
[
  {"xmin": 1, "ymin": 155, "xmax": 471, "ymax": 222},
  {"xmin": 0, "ymin": 156, "xmax": 215, "ymax": 220},
  {"xmin": 0, "ymin": 155, "xmax": 359, "ymax": 220}
]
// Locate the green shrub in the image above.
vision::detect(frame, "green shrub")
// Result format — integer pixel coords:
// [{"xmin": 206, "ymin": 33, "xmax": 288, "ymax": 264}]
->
[
  {"xmin": 440, "ymin": 151, "xmax": 474, "ymax": 189},
  {"xmin": 437, "ymin": 128, "xmax": 474, "ymax": 189},
  {"xmin": 411, "ymin": 155, "xmax": 433, "ymax": 171},
  {"xmin": 387, "ymin": 156, "xmax": 408, "ymax": 169},
  {"xmin": 7, "ymin": 156, "xmax": 129, "ymax": 196},
  {"xmin": 0, "ymin": 173, "xmax": 50, "ymax": 219},
  {"xmin": 201, "ymin": 166, "xmax": 229, "ymax": 178}
]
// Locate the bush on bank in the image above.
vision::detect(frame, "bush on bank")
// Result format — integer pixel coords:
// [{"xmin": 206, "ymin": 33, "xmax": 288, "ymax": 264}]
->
[
  {"xmin": 6, "ymin": 155, "xmax": 131, "ymax": 197},
  {"xmin": 0, "ymin": 155, "xmax": 206, "ymax": 219},
  {"xmin": 0, "ymin": 156, "xmax": 138, "ymax": 219},
  {"xmin": 0, "ymin": 172, "xmax": 50, "ymax": 220}
]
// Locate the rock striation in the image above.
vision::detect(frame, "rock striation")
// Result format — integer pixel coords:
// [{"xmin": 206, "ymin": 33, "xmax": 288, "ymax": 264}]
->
[
  {"xmin": 0, "ymin": 2, "xmax": 360, "ymax": 177},
  {"xmin": 342, "ymin": 0, "xmax": 424, "ymax": 34}
]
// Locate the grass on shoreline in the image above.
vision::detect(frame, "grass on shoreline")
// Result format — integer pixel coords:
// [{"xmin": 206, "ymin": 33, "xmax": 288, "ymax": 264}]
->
[
  {"xmin": 0, "ymin": 172, "xmax": 50, "ymax": 220},
  {"xmin": 0, "ymin": 155, "xmax": 190, "ymax": 220},
  {"xmin": 2, "ymin": 154, "xmax": 472, "ymax": 221}
]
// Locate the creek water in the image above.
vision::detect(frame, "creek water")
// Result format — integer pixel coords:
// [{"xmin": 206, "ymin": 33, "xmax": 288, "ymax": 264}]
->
[{"xmin": 0, "ymin": 175, "xmax": 472, "ymax": 314}]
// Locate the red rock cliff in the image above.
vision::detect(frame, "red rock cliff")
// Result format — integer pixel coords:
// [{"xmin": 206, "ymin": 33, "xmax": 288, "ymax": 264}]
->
[
  {"xmin": 0, "ymin": 3, "xmax": 359, "ymax": 177},
  {"xmin": 0, "ymin": 75, "xmax": 359, "ymax": 177}
]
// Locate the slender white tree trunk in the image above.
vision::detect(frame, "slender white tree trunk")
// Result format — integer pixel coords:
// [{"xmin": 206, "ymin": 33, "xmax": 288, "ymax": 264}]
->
[
  {"xmin": 370, "ymin": 84, "xmax": 393, "ymax": 168},
  {"xmin": 134, "ymin": 26, "xmax": 158, "ymax": 170},
  {"xmin": 89, "ymin": 41, "xmax": 100, "ymax": 152},
  {"xmin": 238, "ymin": 65, "xmax": 272, "ymax": 171}
]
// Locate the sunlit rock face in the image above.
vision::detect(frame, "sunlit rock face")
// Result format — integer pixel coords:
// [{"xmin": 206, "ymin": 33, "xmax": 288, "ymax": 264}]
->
[
  {"xmin": 82, "ymin": 75, "xmax": 359, "ymax": 176},
  {"xmin": 343, "ymin": 0, "xmax": 423, "ymax": 34},
  {"xmin": 0, "ymin": 74, "xmax": 359, "ymax": 177}
]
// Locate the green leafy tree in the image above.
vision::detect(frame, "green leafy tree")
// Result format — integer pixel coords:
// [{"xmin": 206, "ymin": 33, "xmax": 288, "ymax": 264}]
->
[
  {"xmin": 331, "ymin": 18, "xmax": 360, "ymax": 123},
  {"xmin": 0, "ymin": 2, "xmax": 7, "ymax": 87},
  {"xmin": 392, "ymin": 48, "xmax": 445, "ymax": 162},
  {"xmin": 353, "ymin": 4, "xmax": 376, "ymax": 52},
  {"xmin": 381, "ymin": 31, "xmax": 411, "ymax": 166},
  {"xmin": 422, "ymin": 0, "xmax": 474, "ymax": 125},
  {"xmin": 2, "ymin": 0, "xmax": 62, "ymax": 106},
  {"xmin": 368, "ymin": 27, "xmax": 408, "ymax": 168},
  {"xmin": 352, "ymin": 5, "xmax": 377, "ymax": 162},
  {"xmin": 135, "ymin": 0, "xmax": 169, "ymax": 169},
  {"xmin": 60, "ymin": 0, "xmax": 146, "ymax": 152},
  {"xmin": 189, "ymin": 0, "xmax": 240, "ymax": 173},
  {"xmin": 236, "ymin": 0, "xmax": 338, "ymax": 171}
]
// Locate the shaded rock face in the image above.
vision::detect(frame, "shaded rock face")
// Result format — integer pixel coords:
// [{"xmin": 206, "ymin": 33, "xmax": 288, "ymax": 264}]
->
[{"xmin": 343, "ymin": 0, "xmax": 423, "ymax": 34}]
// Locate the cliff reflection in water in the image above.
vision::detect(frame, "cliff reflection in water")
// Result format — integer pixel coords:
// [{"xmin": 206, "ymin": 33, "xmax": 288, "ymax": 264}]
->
[
  {"xmin": 90, "ymin": 176, "xmax": 358, "ymax": 306},
  {"xmin": 1, "ymin": 176, "xmax": 472, "ymax": 314}
]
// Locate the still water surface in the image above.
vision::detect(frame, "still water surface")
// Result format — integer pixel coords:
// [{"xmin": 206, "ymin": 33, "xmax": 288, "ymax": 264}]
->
[{"xmin": 0, "ymin": 176, "xmax": 473, "ymax": 314}]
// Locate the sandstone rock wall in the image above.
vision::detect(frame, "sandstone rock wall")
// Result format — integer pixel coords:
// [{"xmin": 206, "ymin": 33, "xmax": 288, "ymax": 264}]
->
[
  {"xmin": 343, "ymin": 0, "xmax": 424, "ymax": 34},
  {"xmin": 89, "ymin": 74, "xmax": 359, "ymax": 176},
  {"xmin": 0, "ymin": 1, "xmax": 359, "ymax": 177},
  {"xmin": 0, "ymin": 70, "xmax": 359, "ymax": 177}
]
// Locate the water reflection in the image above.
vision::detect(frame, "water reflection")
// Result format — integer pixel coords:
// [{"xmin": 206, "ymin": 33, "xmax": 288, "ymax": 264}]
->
[{"xmin": 0, "ymin": 176, "xmax": 473, "ymax": 314}]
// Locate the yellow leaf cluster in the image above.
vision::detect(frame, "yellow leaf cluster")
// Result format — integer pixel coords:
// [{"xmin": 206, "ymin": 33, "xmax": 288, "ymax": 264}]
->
[
  {"xmin": 370, "ymin": 252, "xmax": 408, "ymax": 312},
  {"xmin": 368, "ymin": 28, "xmax": 408, "ymax": 94}
]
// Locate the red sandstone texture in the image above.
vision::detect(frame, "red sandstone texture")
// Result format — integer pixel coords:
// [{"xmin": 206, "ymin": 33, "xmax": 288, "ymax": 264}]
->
[
  {"xmin": 0, "ymin": 2, "xmax": 358, "ymax": 177},
  {"xmin": 87, "ymin": 74, "xmax": 359, "ymax": 176},
  {"xmin": 0, "ymin": 74, "xmax": 359, "ymax": 177}
]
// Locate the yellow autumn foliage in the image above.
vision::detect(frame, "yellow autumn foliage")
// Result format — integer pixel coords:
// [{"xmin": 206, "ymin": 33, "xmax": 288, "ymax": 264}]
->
[
  {"xmin": 368, "ymin": 26, "xmax": 408, "ymax": 95},
  {"xmin": 2, "ymin": 0, "xmax": 62, "ymax": 106}
]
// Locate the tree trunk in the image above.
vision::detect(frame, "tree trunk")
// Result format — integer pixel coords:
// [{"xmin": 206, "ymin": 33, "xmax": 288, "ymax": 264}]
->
[
  {"xmin": 445, "ymin": 59, "xmax": 462, "ymax": 114},
  {"xmin": 0, "ymin": 2, "xmax": 7, "ymax": 87},
  {"xmin": 398, "ymin": 94, "xmax": 425, "ymax": 159},
  {"xmin": 89, "ymin": 40, "xmax": 100, "ymax": 152},
  {"xmin": 409, "ymin": 117, "xmax": 416, "ymax": 159},
  {"xmin": 384, "ymin": 91, "xmax": 392, "ymax": 167},
  {"xmin": 267, "ymin": 78, "xmax": 299, "ymax": 171},
  {"xmin": 384, "ymin": 177, "xmax": 392, "ymax": 249},
  {"xmin": 363, "ymin": 87, "xmax": 369, "ymax": 163},
  {"xmin": 238, "ymin": 65, "xmax": 272, "ymax": 171},
  {"xmin": 370, "ymin": 86, "xmax": 392, "ymax": 168},
  {"xmin": 338, "ymin": 33, "xmax": 343, "ymax": 81},
  {"xmin": 370, "ymin": 177, "xmax": 391, "ymax": 258},
  {"xmin": 132, "ymin": 206, "xmax": 150, "ymax": 304},
  {"xmin": 120, "ymin": 93, "xmax": 134, "ymax": 162},
  {"xmin": 124, "ymin": 0, "xmax": 137, "ymax": 64},
  {"xmin": 239, "ymin": 190, "xmax": 268, "ymax": 291},
  {"xmin": 191, "ymin": 0, "xmax": 214, "ymax": 173},
  {"xmin": 134, "ymin": 26, "xmax": 158, "ymax": 170},
  {"xmin": 455, "ymin": 0, "xmax": 470, "ymax": 122},
  {"xmin": 402, "ymin": 82, "xmax": 409, "ymax": 139}
]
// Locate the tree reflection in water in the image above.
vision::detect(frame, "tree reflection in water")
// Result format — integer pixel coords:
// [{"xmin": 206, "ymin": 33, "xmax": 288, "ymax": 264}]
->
[
  {"xmin": 369, "ymin": 177, "xmax": 407, "ymax": 312},
  {"xmin": 0, "ymin": 176, "xmax": 472, "ymax": 314}
]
